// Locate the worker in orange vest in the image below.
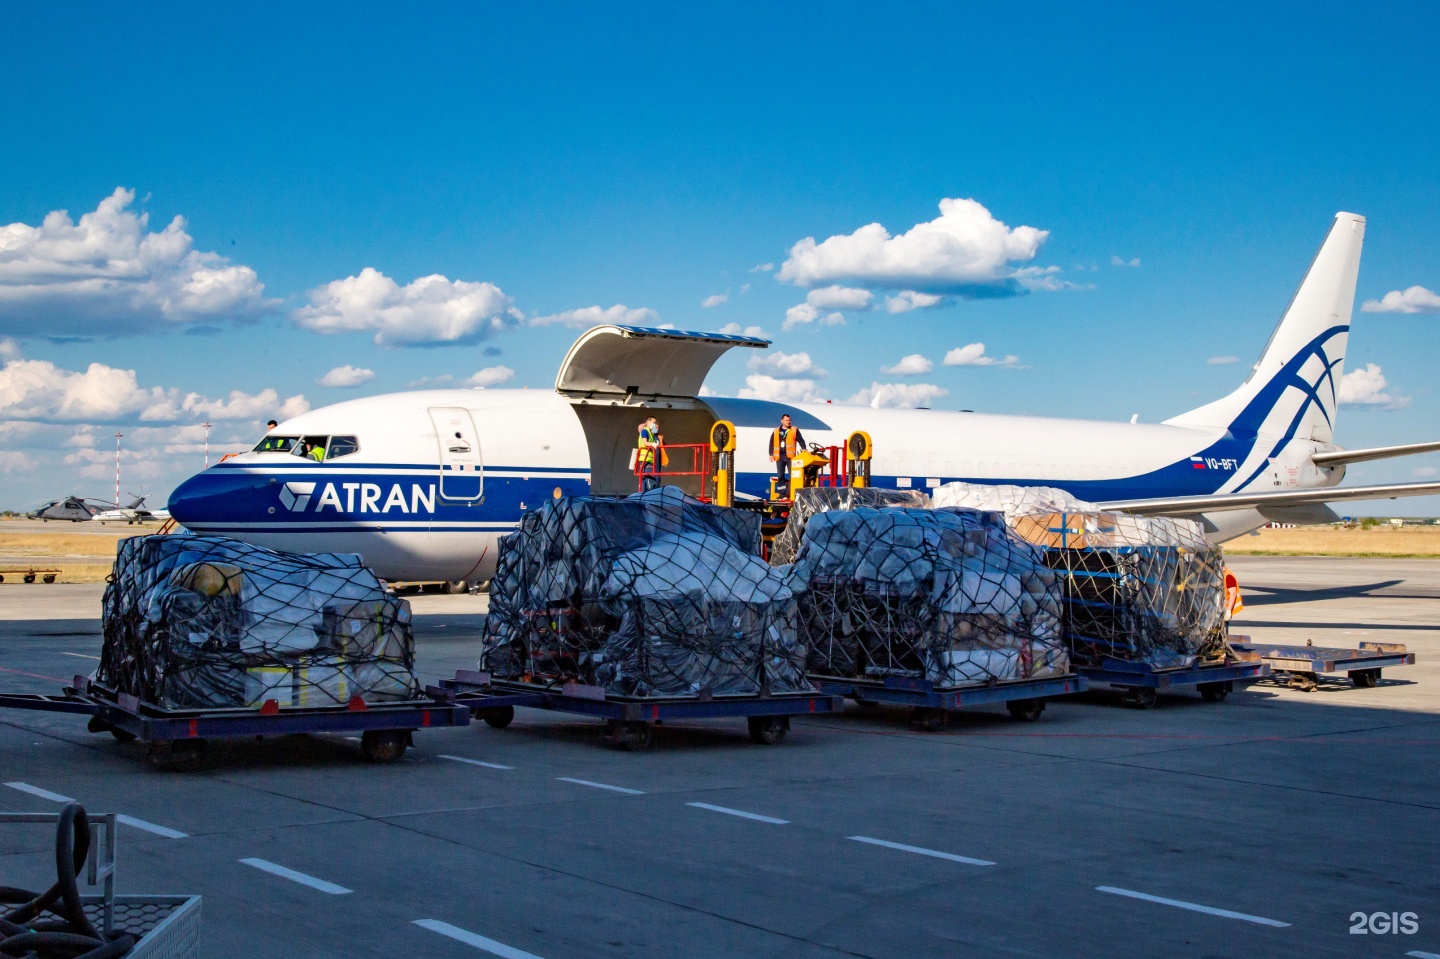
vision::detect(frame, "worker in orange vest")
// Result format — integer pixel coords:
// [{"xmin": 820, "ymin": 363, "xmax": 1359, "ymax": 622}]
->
[
  {"xmin": 768, "ymin": 413, "xmax": 805, "ymax": 499},
  {"xmin": 1223, "ymin": 567, "xmax": 1244, "ymax": 620}
]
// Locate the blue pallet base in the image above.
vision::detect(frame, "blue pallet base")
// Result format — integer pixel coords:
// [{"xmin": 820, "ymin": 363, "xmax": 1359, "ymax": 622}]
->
[
  {"xmin": 438, "ymin": 671, "xmax": 843, "ymax": 723},
  {"xmin": 0, "ymin": 677, "xmax": 471, "ymax": 743},
  {"xmin": 812, "ymin": 673, "xmax": 1087, "ymax": 710},
  {"xmin": 1075, "ymin": 658, "xmax": 1269, "ymax": 690}
]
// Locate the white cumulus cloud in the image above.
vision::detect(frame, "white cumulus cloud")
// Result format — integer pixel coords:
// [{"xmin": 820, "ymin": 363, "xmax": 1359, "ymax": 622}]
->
[
  {"xmin": 0, "ymin": 338, "xmax": 20, "ymax": 360},
  {"xmin": 1111, "ymin": 256, "xmax": 1141, "ymax": 267},
  {"xmin": 317, "ymin": 365, "xmax": 376, "ymax": 388},
  {"xmin": 466, "ymin": 365, "xmax": 515, "ymax": 388},
  {"xmin": 1361, "ymin": 285, "xmax": 1440, "ymax": 314},
  {"xmin": 805, "ymin": 285, "xmax": 873, "ymax": 311},
  {"xmin": 718, "ymin": 322, "xmax": 766, "ymax": 337},
  {"xmin": 529, "ymin": 304, "xmax": 659, "ymax": 329},
  {"xmin": 884, "ymin": 291, "xmax": 945, "ymax": 313},
  {"xmin": 942, "ymin": 342, "xmax": 1023, "ymax": 368},
  {"xmin": 777, "ymin": 198, "xmax": 1051, "ymax": 295},
  {"xmin": 0, "ymin": 188, "xmax": 274, "ymax": 337},
  {"xmin": 0, "ymin": 450, "xmax": 37, "ymax": 473},
  {"xmin": 738, "ymin": 375, "xmax": 826, "ymax": 403},
  {"xmin": 751, "ymin": 263, "xmax": 775, "ymax": 273},
  {"xmin": 881, "ymin": 354, "xmax": 934, "ymax": 375},
  {"xmin": 846, "ymin": 382, "xmax": 949, "ymax": 409},
  {"xmin": 701, "ymin": 293, "xmax": 728, "ymax": 308},
  {"xmin": 294, "ymin": 267, "xmax": 521, "ymax": 347},
  {"xmin": 0, "ymin": 357, "xmax": 308, "ymax": 423},
  {"xmin": 1207, "ymin": 355, "xmax": 1241, "ymax": 365},
  {"xmin": 782, "ymin": 302, "xmax": 846, "ymax": 332},
  {"xmin": 1414, "ymin": 466, "xmax": 1438, "ymax": 478},
  {"xmin": 1338, "ymin": 362, "xmax": 1410, "ymax": 410},
  {"xmin": 748, "ymin": 351, "xmax": 825, "ymax": 379}
]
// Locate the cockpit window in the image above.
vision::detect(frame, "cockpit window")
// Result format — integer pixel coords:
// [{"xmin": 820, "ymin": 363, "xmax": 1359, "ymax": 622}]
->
[
  {"xmin": 253, "ymin": 435, "xmax": 298, "ymax": 453},
  {"xmin": 326, "ymin": 436, "xmax": 360, "ymax": 460},
  {"xmin": 291, "ymin": 436, "xmax": 329, "ymax": 461}
]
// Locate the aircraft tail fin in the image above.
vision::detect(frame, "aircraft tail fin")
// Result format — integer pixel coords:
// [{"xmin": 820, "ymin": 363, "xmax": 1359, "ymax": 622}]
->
[{"xmin": 1165, "ymin": 212, "xmax": 1365, "ymax": 442}]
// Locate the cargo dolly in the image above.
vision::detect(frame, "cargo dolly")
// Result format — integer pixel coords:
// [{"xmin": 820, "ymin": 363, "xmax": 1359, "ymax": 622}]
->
[
  {"xmin": 0, "ymin": 675, "xmax": 471, "ymax": 770},
  {"xmin": 436, "ymin": 670, "xmax": 843, "ymax": 751},
  {"xmin": 1073, "ymin": 649, "xmax": 1270, "ymax": 708},
  {"xmin": 1229, "ymin": 638, "xmax": 1415, "ymax": 691},
  {"xmin": 811, "ymin": 673, "xmax": 1088, "ymax": 730}
]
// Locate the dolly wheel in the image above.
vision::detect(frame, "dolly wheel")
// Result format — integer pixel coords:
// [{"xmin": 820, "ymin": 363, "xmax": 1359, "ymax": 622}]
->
[
  {"xmin": 481, "ymin": 706, "xmax": 515, "ymax": 729},
  {"xmin": 910, "ymin": 707, "xmax": 947, "ymax": 732},
  {"xmin": 620, "ymin": 722, "xmax": 654, "ymax": 752},
  {"xmin": 1350, "ymin": 669, "xmax": 1380, "ymax": 688},
  {"xmin": 360, "ymin": 729, "xmax": 409, "ymax": 763},
  {"xmin": 748, "ymin": 715, "xmax": 790, "ymax": 745},
  {"xmin": 1198, "ymin": 681, "xmax": 1231, "ymax": 703},
  {"xmin": 1007, "ymin": 698, "xmax": 1045, "ymax": 722},
  {"xmin": 1127, "ymin": 688, "xmax": 1158, "ymax": 710},
  {"xmin": 88, "ymin": 715, "xmax": 137, "ymax": 742},
  {"xmin": 147, "ymin": 739, "xmax": 206, "ymax": 772}
]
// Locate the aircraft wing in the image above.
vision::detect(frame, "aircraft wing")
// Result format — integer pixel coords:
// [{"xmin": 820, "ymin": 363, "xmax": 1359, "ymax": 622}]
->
[
  {"xmin": 1101, "ymin": 481, "xmax": 1440, "ymax": 517},
  {"xmin": 1312, "ymin": 440, "xmax": 1440, "ymax": 467}
]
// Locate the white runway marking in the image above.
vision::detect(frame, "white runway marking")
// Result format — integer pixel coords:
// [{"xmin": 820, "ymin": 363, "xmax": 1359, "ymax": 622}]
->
[
  {"xmin": 60, "ymin": 652, "xmax": 100, "ymax": 660},
  {"xmin": 117, "ymin": 815, "xmax": 188, "ymax": 839},
  {"xmin": 557, "ymin": 777, "xmax": 644, "ymax": 795},
  {"xmin": 239, "ymin": 858, "xmax": 352, "ymax": 894},
  {"xmin": 345, "ymin": 736, "xmax": 361, "ymax": 742},
  {"xmin": 439, "ymin": 755, "xmax": 513, "ymax": 770},
  {"xmin": 1096, "ymin": 886, "xmax": 1289, "ymax": 927},
  {"xmin": 685, "ymin": 802, "xmax": 788, "ymax": 824},
  {"xmin": 414, "ymin": 919, "xmax": 547, "ymax": 958},
  {"xmin": 847, "ymin": 835, "xmax": 994, "ymax": 866},
  {"xmin": 1406, "ymin": 952, "xmax": 1440, "ymax": 958},
  {"xmin": 4, "ymin": 782, "xmax": 75, "ymax": 803}
]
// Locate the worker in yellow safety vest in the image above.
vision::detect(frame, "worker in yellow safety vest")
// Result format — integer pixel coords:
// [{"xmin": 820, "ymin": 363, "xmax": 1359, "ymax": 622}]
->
[
  {"xmin": 769, "ymin": 414, "xmax": 805, "ymax": 499},
  {"xmin": 301, "ymin": 439, "xmax": 326, "ymax": 462},
  {"xmin": 636, "ymin": 416, "xmax": 663, "ymax": 491}
]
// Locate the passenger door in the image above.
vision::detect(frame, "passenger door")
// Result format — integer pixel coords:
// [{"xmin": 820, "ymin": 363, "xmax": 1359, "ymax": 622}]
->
[{"xmin": 428, "ymin": 407, "xmax": 483, "ymax": 502}]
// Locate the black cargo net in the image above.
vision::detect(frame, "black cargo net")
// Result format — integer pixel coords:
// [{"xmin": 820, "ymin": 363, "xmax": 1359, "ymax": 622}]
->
[
  {"xmin": 768, "ymin": 486, "xmax": 932, "ymax": 566},
  {"xmin": 481, "ymin": 486, "xmax": 808, "ymax": 698},
  {"xmin": 790, "ymin": 507, "xmax": 1069, "ymax": 688},
  {"xmin": 930, "ymin": 483, "xmax": 1227, "ymax": 668},
  {"xmin": 98, "ymin": 536, "xmax": 419, "ymax": 709}
]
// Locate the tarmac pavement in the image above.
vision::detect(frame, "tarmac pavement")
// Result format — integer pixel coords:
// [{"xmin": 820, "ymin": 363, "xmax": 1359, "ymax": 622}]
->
[{"xmin": 1, "ymin": 557, "xmax": 1436, "ymax": 958}]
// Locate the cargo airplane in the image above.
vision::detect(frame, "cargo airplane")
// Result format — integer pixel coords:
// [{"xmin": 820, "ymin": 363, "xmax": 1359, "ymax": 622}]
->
[{"xmin": 169, "ymin": 212, "xmax": 1440, "ymax": 583}]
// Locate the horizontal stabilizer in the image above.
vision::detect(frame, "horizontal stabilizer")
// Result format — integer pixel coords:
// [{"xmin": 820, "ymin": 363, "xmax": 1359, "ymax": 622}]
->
[
  {"xmin": 1102, "ymin": 481, "xmax": 1440, "ymax": 518},
  {"xmin": 1312, "ymin": 441, "xmax": 1440, "ymax": 468}
]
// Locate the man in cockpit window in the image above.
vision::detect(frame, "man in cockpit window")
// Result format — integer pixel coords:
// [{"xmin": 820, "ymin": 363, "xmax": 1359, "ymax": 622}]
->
[{"xmin": 301, "ymin": 439, "xmax": 325, "ymax": 462}]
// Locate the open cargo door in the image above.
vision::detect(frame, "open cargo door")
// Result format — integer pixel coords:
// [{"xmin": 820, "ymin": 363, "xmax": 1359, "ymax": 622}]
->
[
  {"xmin": 555, "ymin": 324, "xmax": 769, "ymax": 403},
  {"xmin": 556, "ymin": 325, "xmax": 770, "ymax": 495}
]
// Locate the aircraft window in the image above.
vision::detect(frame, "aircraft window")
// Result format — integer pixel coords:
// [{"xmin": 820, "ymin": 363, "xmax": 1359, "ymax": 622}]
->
[
  {"xmin": 326, "ymin": 436, "xmax": 360, "ymax": 460},
  {"xmin": 253, "ymin": 435, "xmax": 298, "ymax": 453},
  {"xmin": 291, "ymin": 436, "xmax": 330, "ymax": 461}
]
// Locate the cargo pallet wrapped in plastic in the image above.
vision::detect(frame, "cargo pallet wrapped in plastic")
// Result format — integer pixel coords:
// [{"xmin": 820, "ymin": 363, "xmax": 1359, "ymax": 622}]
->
[
  {"xmin": 98, "ymin": 536, "xmax": 419, "ymax": 710},
  {"xmin": 481, "ymin": 486, "xmax": 809, "ymax": 698},
  {"xmin": 768, "ymin": 486, "xmax": 931, "ymax": 566},
  {"xmin": 790, "ymin": 507, "xmax": 1069, "ymax": 689},
  {"xmin": 930, "ymin": 483, "xmax": 1227, "ymax": 670}
]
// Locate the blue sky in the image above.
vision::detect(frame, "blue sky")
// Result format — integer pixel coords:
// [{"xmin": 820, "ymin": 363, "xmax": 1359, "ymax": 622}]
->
[{"xmin": 2, "ymin": 2, "xmax": 1438, "ymax": 511}]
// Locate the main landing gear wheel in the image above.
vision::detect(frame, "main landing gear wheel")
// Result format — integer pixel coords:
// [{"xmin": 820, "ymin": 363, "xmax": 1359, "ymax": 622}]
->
[
  {"xmin": 1006, "ymin": 699, "xmax": 1045, "ymax": 722},
  {"xmin": 1198, "ymin": 680, "xmax": 1232, "ymax": 702},
  {"xmin": 1125, "ymin": 688, "xmax": 1158, "ymax": 710},
  {"xmin": 910, "ymin": 707, "xmax": 947, "ymax": 732},
  {"xmin": 1349, "ymin": 669, "xmax": 1380, "ymax": 688},
  {"xmin": 481, "ymin": 706, "xmax": 515, "ymax": 729},
  {"xmin": 147, "ymin": 739, "xmax": 206, "ymax": 772},
  {"xmin": 748, "ymin": 716, "xmax": 790, "ymax": 745},
  {"xmin": 360, "ymin": 729, "xmax": 409, "ymax": 763}
]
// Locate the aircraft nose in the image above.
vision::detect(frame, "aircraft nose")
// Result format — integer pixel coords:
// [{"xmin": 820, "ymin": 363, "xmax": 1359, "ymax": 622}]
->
[{"xmin": 168, "ymin": 469, "xmax": 273, "ymax": 529}]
